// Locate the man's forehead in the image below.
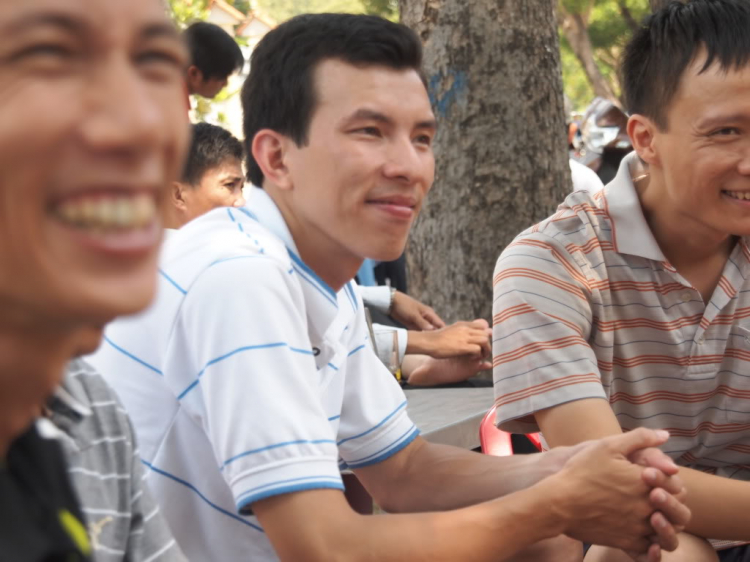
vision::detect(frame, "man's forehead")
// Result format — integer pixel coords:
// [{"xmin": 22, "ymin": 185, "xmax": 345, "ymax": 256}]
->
[
  {"xmin": 311, "ymin": 59, "xmax": 433, "ymax": 121},
  {"xmin": 0, "ymin": 0, "xmax": 173, "ymax": 33}
]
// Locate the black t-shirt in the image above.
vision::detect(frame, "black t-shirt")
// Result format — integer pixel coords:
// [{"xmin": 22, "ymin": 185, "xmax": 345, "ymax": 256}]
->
[{"xmin": 0, "ymin": 422, "xmax": 91, "ymax": 562}]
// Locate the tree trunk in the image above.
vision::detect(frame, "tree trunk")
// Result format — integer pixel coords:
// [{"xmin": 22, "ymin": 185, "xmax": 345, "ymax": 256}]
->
[
  {"xmin": 399, "ymin": 0, "xmax": 571, "ymax": 323},
  {"xmin": 560, "ymin": 11, "xmax": 620, "ymax": 104},
  {"xmin": 617, "ymin": 0, "xmax": 640, "ymax": 33}
]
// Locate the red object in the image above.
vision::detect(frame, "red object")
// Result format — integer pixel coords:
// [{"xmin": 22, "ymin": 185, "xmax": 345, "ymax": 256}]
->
[{"xmin": 479, "ymin": 405, "xmax": 542, "ymax": 456}]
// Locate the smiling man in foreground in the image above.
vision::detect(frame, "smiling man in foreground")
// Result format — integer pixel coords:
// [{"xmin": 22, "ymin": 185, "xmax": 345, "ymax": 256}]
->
[{"xmin": 90, "ymin": 13, "xmax": 689, "ymax": 561}]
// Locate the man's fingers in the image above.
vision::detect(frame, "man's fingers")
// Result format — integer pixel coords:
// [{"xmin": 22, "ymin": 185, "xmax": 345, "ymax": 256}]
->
[
  {"xmin": 606, "ymin": 428, "xmax": 670, "ymax": 457},
  {"xmin": 649, "ymin": 488, "xmax": 691, "ymax": 532},
  {"xmin": 420, "ymin": 307, "xmax": 445, "ymax": 328},
  {"xmin": 648, "ymin": 510, "xmax": 679, "ymax": 552},
  {"xmin": 411, "ymin": 314, "xmax": 435, "ymax": 331},
  {"xmin": 642, "ymin": 468, "xmax": 684, "ymax": 496}
]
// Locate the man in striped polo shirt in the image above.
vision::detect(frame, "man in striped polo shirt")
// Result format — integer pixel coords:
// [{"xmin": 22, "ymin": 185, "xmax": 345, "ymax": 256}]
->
[
  {"xmin": 493, "ymin": 1, "xmax": 750, "ymax": 560},
  {"xmin": 90, "ymin": 13, "xmax": 690, "ymax": 562}
]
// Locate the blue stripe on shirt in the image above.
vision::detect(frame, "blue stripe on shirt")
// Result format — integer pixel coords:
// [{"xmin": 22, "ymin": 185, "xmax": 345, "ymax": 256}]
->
[
  {"xmin": 220, "ymin": 439, "xmax": 337, "ymax": 470},
  {"xmin": 287, "ymin": 250, "xmax": 337, "ymax": 302},
  {"xmin": 177, "ymin": 342, "xmax": 313, "ymax": 400},
  {"xmin": 142, "ymin": 460, "xmax": 264, "ymax": 533},
  {"xmin": 103, "ymin": 336, "xmax": 162, "ymax": 376},
  {"xmin": 159, "ymin": 269, "xmax": 187, "ymax": 295},
  {"xmin": 337, "ymin": 400, "xmax": 407, "ymax": 446},
  {"xmin": 345, "ymin": 425, "xmax": 419, "ymax": 469},
  {"xmin": 236, "ymin": 476, "xmax": 344, "ymax": 512}
]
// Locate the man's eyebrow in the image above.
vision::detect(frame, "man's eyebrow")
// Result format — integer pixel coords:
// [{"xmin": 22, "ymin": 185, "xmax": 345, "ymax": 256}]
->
[
  {"xmin": 344, "ymin": 109, "xmax": 438, "ymax": 131},
  {"xmin": 140, "ymin": 22, "xmax": 182, "ymax": 42},
  {"xmin": 703, "ymin": 114, "xmax": 750, "ymax": 126},
  {"xmin": 2, "ymin": 12, "xmax": 84, "ymax": 35},
  {"xmin": 415, "ymin": 119, "xmax": 438, "ymax": 131},
  {"xmin": 344, "ymin": 108, "xmax": 394, "ymax": 126}
]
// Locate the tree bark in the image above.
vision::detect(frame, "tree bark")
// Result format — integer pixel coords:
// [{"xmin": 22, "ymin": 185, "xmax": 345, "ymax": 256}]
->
[
  {"xmin": 399, "ymin": 0, "xmax": 571, "ymax": 323},
  {"xmin": 560, "ymin": 10, "xmax": 620, "ymax": 104}
]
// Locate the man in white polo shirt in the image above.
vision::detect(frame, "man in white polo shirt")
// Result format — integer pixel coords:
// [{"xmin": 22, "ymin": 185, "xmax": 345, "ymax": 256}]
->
[
  {"xmin": 493, "ymin": 1, "xmax": 750, "ymax": 560},
  {"xmin": 89, "ymin": 13, "xmax": 690, "ymax": 562}
]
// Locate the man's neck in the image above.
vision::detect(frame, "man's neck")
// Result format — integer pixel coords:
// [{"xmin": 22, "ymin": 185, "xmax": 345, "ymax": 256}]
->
[
  {"xmin": 266, "ymin": 191, "xmax": 361, "ymax": 293},
  {"xmin": 637, "ymin": 172, "xmax": 736, "ymax": 299}
]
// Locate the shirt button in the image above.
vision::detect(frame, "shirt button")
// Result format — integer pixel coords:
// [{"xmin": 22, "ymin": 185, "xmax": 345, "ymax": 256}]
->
[
  {"xmin": 681, "ymin": 292, "xmax": 692, "ymax": 302},
  {"xmin": 696, "ymin": 335, "xmax": 705, "ymax": 344}
]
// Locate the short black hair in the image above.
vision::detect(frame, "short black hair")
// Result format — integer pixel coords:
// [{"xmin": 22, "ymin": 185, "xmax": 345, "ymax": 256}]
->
[
  {"xmin": 622, "ymin": 0, "xmax": 750, "ymax": 130},
  {"xmin": 182, "ymin": 123, "xmax": 244, "ymax": 186},
  {"xmin": 184, "ymin": 22, "xmax": 244, "ymax": 81},
  {"xmin": 241, "ymin": 13, "xmax": 424, "ymax": 187}
]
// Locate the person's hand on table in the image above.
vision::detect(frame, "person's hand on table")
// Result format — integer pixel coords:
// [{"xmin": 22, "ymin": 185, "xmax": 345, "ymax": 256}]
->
[
  {"xmin": 407, "ymin": 319, "xmax": 492, "ymax": 359},
  {"xmin": 389, "ymin": 291, "xmax": 445, "ymax": 330}
]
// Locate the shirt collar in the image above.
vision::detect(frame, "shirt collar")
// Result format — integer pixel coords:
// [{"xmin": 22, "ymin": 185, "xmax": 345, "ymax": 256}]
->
[
  {"xmin": 244, "ymin": 188, "xmax": 354, "ymax": 336},
  {"xmin": 602, "ymin": 151, "xmax": 667, "ymax": 262},
  {"xmin": 245, "ymin": 187, "xmax": 301, "ymax": 255},
  {"xmin": 43, "ymin": 364, "xmax": 92, "ymax": 445}
]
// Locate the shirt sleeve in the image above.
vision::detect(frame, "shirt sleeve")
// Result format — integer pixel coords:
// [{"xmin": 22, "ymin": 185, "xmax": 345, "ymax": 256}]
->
[
  {"xmin": 358, "ymin": 285, "xmax": 392, "ymax": 313},
  {"xmin": 493, "ymin": 232, "xmax": 606, "ymax": 434},
  {"xmin": 165, "ymin": 257, "xmax": 344, "ymax": 513},
  {"xmin": 337, "ymin": 296, "xmax": 419, "ymax": 470}
]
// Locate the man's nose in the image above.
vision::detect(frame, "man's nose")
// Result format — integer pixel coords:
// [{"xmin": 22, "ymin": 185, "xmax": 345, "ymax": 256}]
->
[
  {"xmin": 382, "ymin": 136, "xmax": 426, "ymax": 184},
  {"xmin": 77, "ymin": 56, "xmax": 165, "ymax": 157}
]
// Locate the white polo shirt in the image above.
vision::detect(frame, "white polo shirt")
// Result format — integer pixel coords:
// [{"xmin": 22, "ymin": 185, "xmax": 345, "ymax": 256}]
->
[
  {"xmin": 88, "ymin": 188, "xmax": 418, "ymax": 561},
  {"xmin": 493, "ymin": 153, "xmax": 750, "ymax": 484}
]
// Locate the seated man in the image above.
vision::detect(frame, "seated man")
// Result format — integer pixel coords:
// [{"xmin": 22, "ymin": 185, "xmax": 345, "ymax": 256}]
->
[
  {"xmin": 0, "ymin": 0, "xmax": 190, "ymax": 559},
  {"xmin": 492, "ymin": 1, "xmax": 750, "ymax": 560},
  {"xmin": 165, "ymin": 122, "xmax": 245, "ymax": 229},
  {"xmin": 89, "ymin": 13, "xmax": 689, "ymax": 562},
  {"xmin": 183, "ymin": 21, "xmax": 244, "ymax": 100}
]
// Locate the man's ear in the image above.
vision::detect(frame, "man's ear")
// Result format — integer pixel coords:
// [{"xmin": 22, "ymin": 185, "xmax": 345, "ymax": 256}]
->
[
  {"xmin": 171, "ymin": 181, "xmax": 189, "ymax": 211},
  {"xmin": 627, "ymin": 114, "xmax": 659, "ymax": 166},
  {"xmin": 185, "ymin": 65, "xmax": 203, "ymax": 91},
  {"xmin": 252, "ymin": 130, "xmax": 294, "ymax": 191}
]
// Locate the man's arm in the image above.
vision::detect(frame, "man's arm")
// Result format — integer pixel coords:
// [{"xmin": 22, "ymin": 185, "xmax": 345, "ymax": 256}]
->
[
  {"xmin": 537, "ymin": 398, "xmax": 750, "ymax": 541},
  {"xmin": 253, "ymin": 429, "xmax": 689, "ymax": 562}
]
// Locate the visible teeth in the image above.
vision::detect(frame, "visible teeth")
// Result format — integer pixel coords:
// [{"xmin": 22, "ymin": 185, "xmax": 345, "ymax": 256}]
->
[
  {"xmin": 55, "ymin": 193, "xmax": 157, "ymax": 229},
  {"xmin": 726, "ymin": 190, "xmax": 750, "ymax": 200}
]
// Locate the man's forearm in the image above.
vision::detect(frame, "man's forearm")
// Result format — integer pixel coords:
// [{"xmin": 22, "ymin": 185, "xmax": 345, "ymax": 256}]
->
[
  {"xmin": 680, "ymin": 467, "xmax": 750, "ymax": 540},
  {"xmin": 357, "ymin": 439, "xmax": 555, "ymax": 513},
  {"xmin": 259, "ymin": 486, "xmax": 562, "ymax": 562}
]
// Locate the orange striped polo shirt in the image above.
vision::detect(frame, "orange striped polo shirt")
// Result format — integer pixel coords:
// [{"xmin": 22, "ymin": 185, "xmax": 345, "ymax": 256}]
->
[{"xmin": 493, "ymin": 153, "xmax": 750, "ymax": 482}]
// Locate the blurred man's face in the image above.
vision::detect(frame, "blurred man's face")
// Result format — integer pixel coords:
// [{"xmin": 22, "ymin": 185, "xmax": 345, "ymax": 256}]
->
[{"xmin": 0, "ymin": 0, "xmax": 190, "ymax": 329}]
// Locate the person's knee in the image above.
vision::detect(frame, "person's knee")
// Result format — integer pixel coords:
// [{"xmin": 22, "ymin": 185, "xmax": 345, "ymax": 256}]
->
[
  {"xmin": 586, "ymin": 532, "xmax": 718, "ymax": 562},
  {"xmin": 507, "ymin": 535, "xmax": 583, "ymax": 562}
]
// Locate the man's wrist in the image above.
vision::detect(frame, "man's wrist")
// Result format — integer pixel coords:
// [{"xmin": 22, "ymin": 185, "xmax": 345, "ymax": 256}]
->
[{"xmin": 386, "ymin": 286, "xmax": 397, "ymax": 316}]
